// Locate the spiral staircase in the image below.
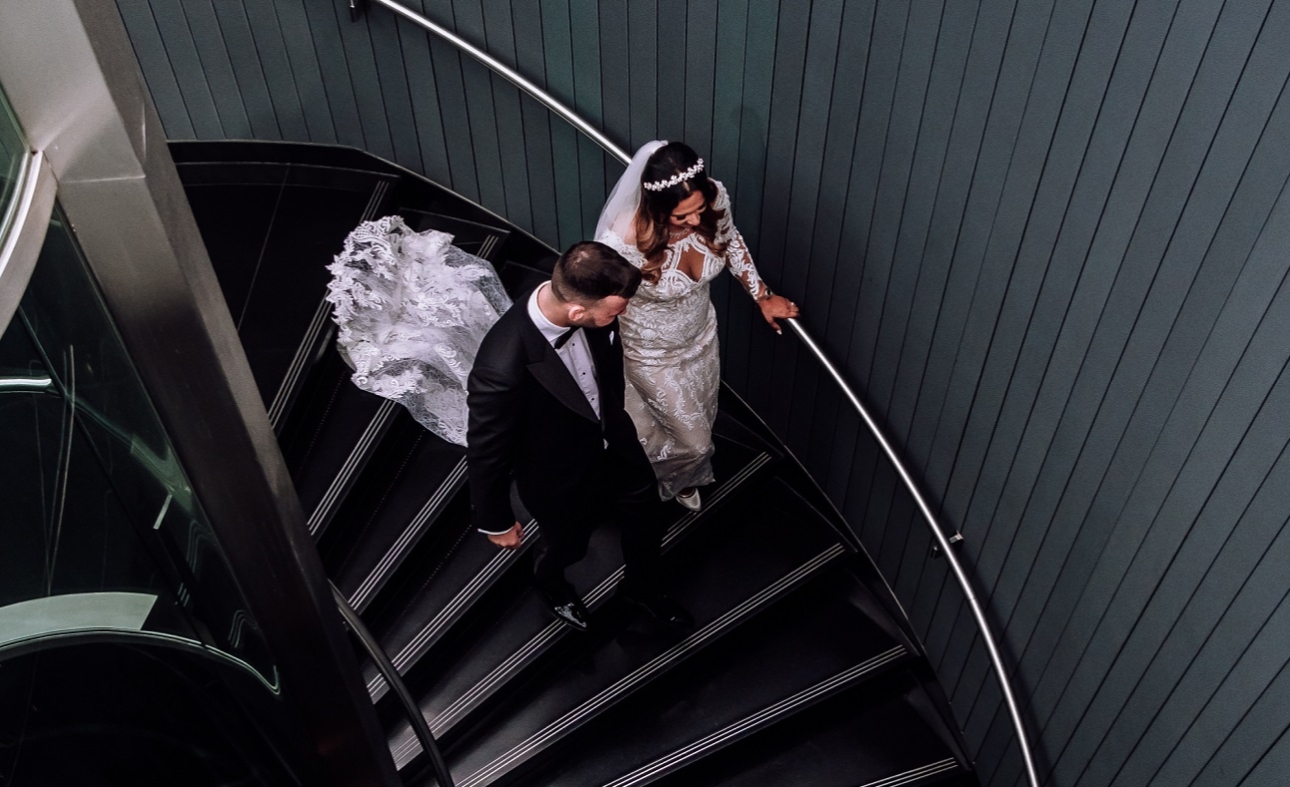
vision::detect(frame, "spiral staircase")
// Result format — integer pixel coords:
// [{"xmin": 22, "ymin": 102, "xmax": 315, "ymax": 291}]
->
[{"xmin": 174, "ymin": 139, "xmax": 980, "ymax": 787}]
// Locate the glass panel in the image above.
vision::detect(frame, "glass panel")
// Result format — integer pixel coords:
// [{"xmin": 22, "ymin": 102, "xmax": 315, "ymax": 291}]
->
[
  {"xmin": 0, "ymin": 206, "xmax": 276, "ymax": 686},
  {"xmin": 0, "ymin": 83, "xmax": 26, "ymax": 239}
]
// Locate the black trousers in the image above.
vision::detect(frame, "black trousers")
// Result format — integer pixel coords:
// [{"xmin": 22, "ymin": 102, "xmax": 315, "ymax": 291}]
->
[{"xmin": 522, "ymin": 448, "xmax": 664, "ymax": 601}]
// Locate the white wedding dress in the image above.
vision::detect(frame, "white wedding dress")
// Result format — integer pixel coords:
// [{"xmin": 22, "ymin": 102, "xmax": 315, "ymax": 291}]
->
[
  {"xmin": 598, "ymin": 177, "xmax": 767, "ymax": 499},
  {"xmin": 325, "ymin": 216, "xmax": 511, "ymax": 446}
]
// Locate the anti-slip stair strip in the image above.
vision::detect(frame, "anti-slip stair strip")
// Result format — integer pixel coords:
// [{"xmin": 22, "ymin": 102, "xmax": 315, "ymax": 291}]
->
[
  {"xmin": 601, "ymin": 645, "xmax": 909, "ymax": 787},
  {"xmin": 391, "ymin": 451, "xmax": 774, "ymax": 758},
  {"xmin": 368, "ymin": 520, "xmax": 540, "ymax": 701},
  {"xmin": 268, "ymin": 298, "xmax": 333, "ymax": 429},
  {"xmin": 479, "ymin": 233, "xmax": 499, "ymax": 260},
  {"xmin": 857, "ymin": 758, "xmax": 960, "ymax": 787},
  {"xmin": 350, "ymin": 457, "xmax": 469, "ymax": 612},
  {"xmin": 307, "ymin": 399, "xmax": 398, "ymax": 536},
  {"xmin": 359, "ymin": 179, "xmax": 390, "ymax": 222},
  {"xmin": 455, "ymin": 543, "xmax": 848, "ymax": 787}
]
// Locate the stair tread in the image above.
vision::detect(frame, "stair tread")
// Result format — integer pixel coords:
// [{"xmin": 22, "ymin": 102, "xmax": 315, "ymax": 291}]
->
[
  {"xmin": 647, "ymin": 671, "xmax": 962, "ymax": 787},
  {"xmin": 281, "ymin": 353, "xmax": 387, "ymax": 517},
  {"xmin": 328, "ymin": 425, "xmax": 466, "ymax": 606},
  {"xmin": 433, "ymin": 481, "xmax": 847, "ymax": 782},
  {"xmin": 521, "ymin": 570, "xmax": 908, "ymax": 787},
  {"xmin": 361, "ymin": 500, "xmax": 505, "ymax": 696}
]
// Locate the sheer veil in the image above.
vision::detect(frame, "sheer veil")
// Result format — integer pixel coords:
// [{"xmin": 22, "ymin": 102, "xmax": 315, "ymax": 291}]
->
[
  {"xmin": 325, "ymin": 216, "xmax": 512, "ymax": 446},
  {"xmin": 595, "ymin": 140, "xmax": 667, "ymax": 243}
]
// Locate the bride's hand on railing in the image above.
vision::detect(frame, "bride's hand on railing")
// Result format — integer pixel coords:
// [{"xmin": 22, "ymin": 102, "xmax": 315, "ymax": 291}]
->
[{"xmin": 758, "ymin": 293, "xmax": 800, "ymax": 334}]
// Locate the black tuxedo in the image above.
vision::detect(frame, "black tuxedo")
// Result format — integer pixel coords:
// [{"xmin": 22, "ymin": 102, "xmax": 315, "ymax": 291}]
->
[{"xmin": 466, "ymin": 291, "xmax": 663, "ymax": 597}]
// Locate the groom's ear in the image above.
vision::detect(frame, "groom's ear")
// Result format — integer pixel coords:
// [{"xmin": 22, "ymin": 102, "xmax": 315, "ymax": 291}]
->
[{"xmin": 565, "ymin": 302, "xmax": 587, "ymax": 323}]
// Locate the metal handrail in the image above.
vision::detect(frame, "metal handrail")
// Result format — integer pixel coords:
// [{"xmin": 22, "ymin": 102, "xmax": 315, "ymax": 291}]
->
[
  {"xmin": 331, "ymin": 584, "xmax": 455, "ymax": 787},
  {"xmin": 358, "ymin": 2, "xmax": 1040, "ymax": 785}
]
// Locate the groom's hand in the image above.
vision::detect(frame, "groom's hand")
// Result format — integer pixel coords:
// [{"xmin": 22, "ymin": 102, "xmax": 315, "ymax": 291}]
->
[{"xmin": 488, "ymin": 522, "xmax": 524, "ymax": 549}]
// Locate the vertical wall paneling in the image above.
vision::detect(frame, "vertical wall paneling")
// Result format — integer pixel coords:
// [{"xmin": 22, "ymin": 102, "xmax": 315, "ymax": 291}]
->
[
  {"xmin": 627, "ymin": 1, "xmax": 659, "ymax": 146},
  {"xmin": 417, "ymin": 1, "xmax": 479, "ymax": 201},
  {"xmin": 487, "ymin": 0, "xmax": 539, "ymax": 236},
  {"xmin": 682, "ymin": 0, "xmax": 718, "ymax": 166},
  {"xmin": 778, "ymin": 0, "xmax": 845, "ymax": 456},
  {"xmin": 567, "ymin": 5, "xmax": 609, "ymax": 235},
  {"xmin": 748, "ymin": 0, "xmax": 810, "ymax": 428},
  {"xmin": 369, "ymin": 8, "xmax": 424, "ymax": 171},
  {"xmin": 272, "ymin": 0, "xmax": 338, "ymax": 143},
  {"xmin": 534, "ymin": 0, "xmax": 580, "ymax": 247},
  {"xmin": 450, "ymin": 0, "xmax": 506, "ymax": 215},
  {"xmin": 240, "ymin": 0, "xmax": 311, "ymax": 141},
  {"xmin": 596, "ymin": 0, "xmax": 631, "ymax": 185},
  {"xmin": 883, "ymin": 0, "xmax": 978, "ymax": 610},
  {"xmin": 301, "ymin": 0, "xmax": 365, "ymax": 148},
  {"xmin": 998, "ymin": 0, "xmax": 1270, "ymax": 766},
  {"xmin": 656, "ymin": 0, "xmax": 687, "ymax": 141},
  {"xmin": 1090, "ymin": 183, "xmax": 1290, "ymax": 787},
  {"xmin": 115, "ymin": 0, "xmax": 197, "ymax": 139},
  {"xmin": 721, "ymin": 0, "xmax": 779, "ymax": 394},
  {"xmin": 179, "ymin": 0, "xmax": 254, "ymax": 138},
  {"xmin": 211, "ymin": 0, "xmax": 285, "ymax": 139},
  {"xmin": 117, "ymin": 2, "xmax": 1290, "ymax": 784},
  {"xmin": 146, "ymin": 1, "xmax": 224, "ymax": 138},
  {"xmin": 397, "ymin": 18, "xmax": 453, "ymax": 186},
  {"xmin": 332, "ymin": 0, "xmax": 395, "ymax": 158}
]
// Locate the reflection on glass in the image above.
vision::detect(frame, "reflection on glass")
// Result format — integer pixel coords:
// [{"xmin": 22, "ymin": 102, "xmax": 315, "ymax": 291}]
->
[
  {"xmin": 0, "ymin": 207, "xmax": 275, "ymax": 688},
  {"xmin": 0, "ymin": 84, "xmax": 27, "ymax": 242}
]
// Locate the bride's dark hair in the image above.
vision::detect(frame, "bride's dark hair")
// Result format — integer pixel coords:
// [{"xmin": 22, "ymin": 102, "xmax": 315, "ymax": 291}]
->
[{"xmin": 634, "ymin": 142, "xmax": 727, "ymax": 282}]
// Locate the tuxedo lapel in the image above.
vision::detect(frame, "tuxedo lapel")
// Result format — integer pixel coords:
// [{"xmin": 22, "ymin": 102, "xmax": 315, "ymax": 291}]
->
[{"xmin": 522, "ymin": 321, "xmax": 600, "ymax": 424}]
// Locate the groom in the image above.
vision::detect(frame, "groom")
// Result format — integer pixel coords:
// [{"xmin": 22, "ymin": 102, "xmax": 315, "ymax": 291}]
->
[{"xmin": 466, "ymin": 241, "xmax": 692, "ymax": 632}]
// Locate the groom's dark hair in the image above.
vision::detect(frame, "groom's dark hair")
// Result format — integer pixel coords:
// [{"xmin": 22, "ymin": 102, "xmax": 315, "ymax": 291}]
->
[{"xmin": 550, "ymin": 241, "xmax": 642, "ymax": 303}]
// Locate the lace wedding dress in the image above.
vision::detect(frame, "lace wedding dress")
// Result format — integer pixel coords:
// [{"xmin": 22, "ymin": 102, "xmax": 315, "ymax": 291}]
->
[
  {"xmin": 598, "ymin": 179, "xmax": 767, "ymax": 499},
  {"xmin": 326, "ymin": 216, "xmax": 511, "ymax": 446}
]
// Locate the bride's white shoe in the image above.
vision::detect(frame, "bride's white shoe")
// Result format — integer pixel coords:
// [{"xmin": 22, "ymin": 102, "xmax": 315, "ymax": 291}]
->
[{"xmin": 675, "ymin": 487, "xmax": 702, "ymax": 512}]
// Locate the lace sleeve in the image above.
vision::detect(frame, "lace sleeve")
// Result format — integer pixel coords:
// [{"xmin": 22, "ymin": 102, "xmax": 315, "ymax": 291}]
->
[{"xmin": 713, "ymin": 181, "xmax": 769, "ymax": 300}]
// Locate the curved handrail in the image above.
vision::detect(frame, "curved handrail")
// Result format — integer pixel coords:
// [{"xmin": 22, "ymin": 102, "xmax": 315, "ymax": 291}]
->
[
  {"xmin": 331, "ymin": 584, "xmax": 456, "ymax": 787},
  {"xmin": 362, "ymin": 2, "xmax": 1040, "ymax": 785}
]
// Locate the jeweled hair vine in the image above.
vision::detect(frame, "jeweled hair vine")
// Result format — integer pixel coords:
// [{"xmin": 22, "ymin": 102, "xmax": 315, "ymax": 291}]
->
[{"xmin": 643, "ymin": 159, "xmax": 705, "ymax": 191}]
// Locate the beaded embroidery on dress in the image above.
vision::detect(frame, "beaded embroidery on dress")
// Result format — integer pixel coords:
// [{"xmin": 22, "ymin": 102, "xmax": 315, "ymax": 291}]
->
[{"xmin": 326, "ymin": 216, "xmax": 511, "ymax": 446}]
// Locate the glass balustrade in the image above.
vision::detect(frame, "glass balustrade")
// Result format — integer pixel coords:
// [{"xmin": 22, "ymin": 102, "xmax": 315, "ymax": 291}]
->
[{"xmin": 0, "ymin": 83, "xmax": 27, "ymax": 243}]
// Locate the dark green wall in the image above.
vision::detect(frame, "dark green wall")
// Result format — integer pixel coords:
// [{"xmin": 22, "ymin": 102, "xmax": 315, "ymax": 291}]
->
[{"xmin": 115, "ymin": 1, "xmax": 1290, "ymax": 784}]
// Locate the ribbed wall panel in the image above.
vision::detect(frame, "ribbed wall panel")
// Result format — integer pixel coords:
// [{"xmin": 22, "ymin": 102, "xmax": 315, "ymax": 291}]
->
[{"xmin": 115, "ymin": 1, "xmax": 1290, "ymax": 784}]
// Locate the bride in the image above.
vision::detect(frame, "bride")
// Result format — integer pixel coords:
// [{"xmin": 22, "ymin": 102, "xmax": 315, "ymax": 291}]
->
[
  {"xmin": 596, "ymin": 141, "xmax": 799, "ymax": 511},
  {"xmin": 325, "ymin": 215, "xmax": 511, "ymax": 446}
]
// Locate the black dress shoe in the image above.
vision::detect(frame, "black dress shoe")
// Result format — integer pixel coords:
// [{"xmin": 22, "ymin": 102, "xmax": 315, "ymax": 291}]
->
[
  {"xmin": 544, "ymin": 593, "xmax": 591, "ymax": 632},
  {"xmin": 620, "ymin": 592, "xmax": 693, "ymax": 628}
]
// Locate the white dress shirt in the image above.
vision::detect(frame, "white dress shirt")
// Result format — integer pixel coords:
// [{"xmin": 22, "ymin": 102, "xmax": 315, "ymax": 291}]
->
[{"xmin": 528, "ymin": 283, "xmax": 601, "ymax": 420}]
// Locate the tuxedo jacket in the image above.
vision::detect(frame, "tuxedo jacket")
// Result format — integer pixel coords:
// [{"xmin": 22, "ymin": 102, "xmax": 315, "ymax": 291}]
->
[{"xmin": 466, "ymin": 295, "xmax": 651, "ymax": 535}]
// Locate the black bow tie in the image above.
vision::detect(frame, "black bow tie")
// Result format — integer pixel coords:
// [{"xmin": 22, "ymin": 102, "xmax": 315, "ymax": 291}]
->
[{"xmin": 553, "ymin": 326, "xmax": 580, "ymax": 350}]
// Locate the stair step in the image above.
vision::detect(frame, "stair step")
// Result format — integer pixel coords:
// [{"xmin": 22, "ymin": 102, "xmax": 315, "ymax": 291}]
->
[
  {"xmin": 324, "ymin": 431, "xmax": 466, "ymax": 608},
  {"xmin": 514, "ymin": 568, "xmax": 912, "ymax": 787},
  {"xmin": 278, "ymin": 351, "xmax": 388, "ymax": 518},
  {"xmin": 305, "ymin": 400, "xmax": 401, "ymax": 539},
  {"xmin": 646, "ymin": 670, "xmax": 966, "ymax": 787}
]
